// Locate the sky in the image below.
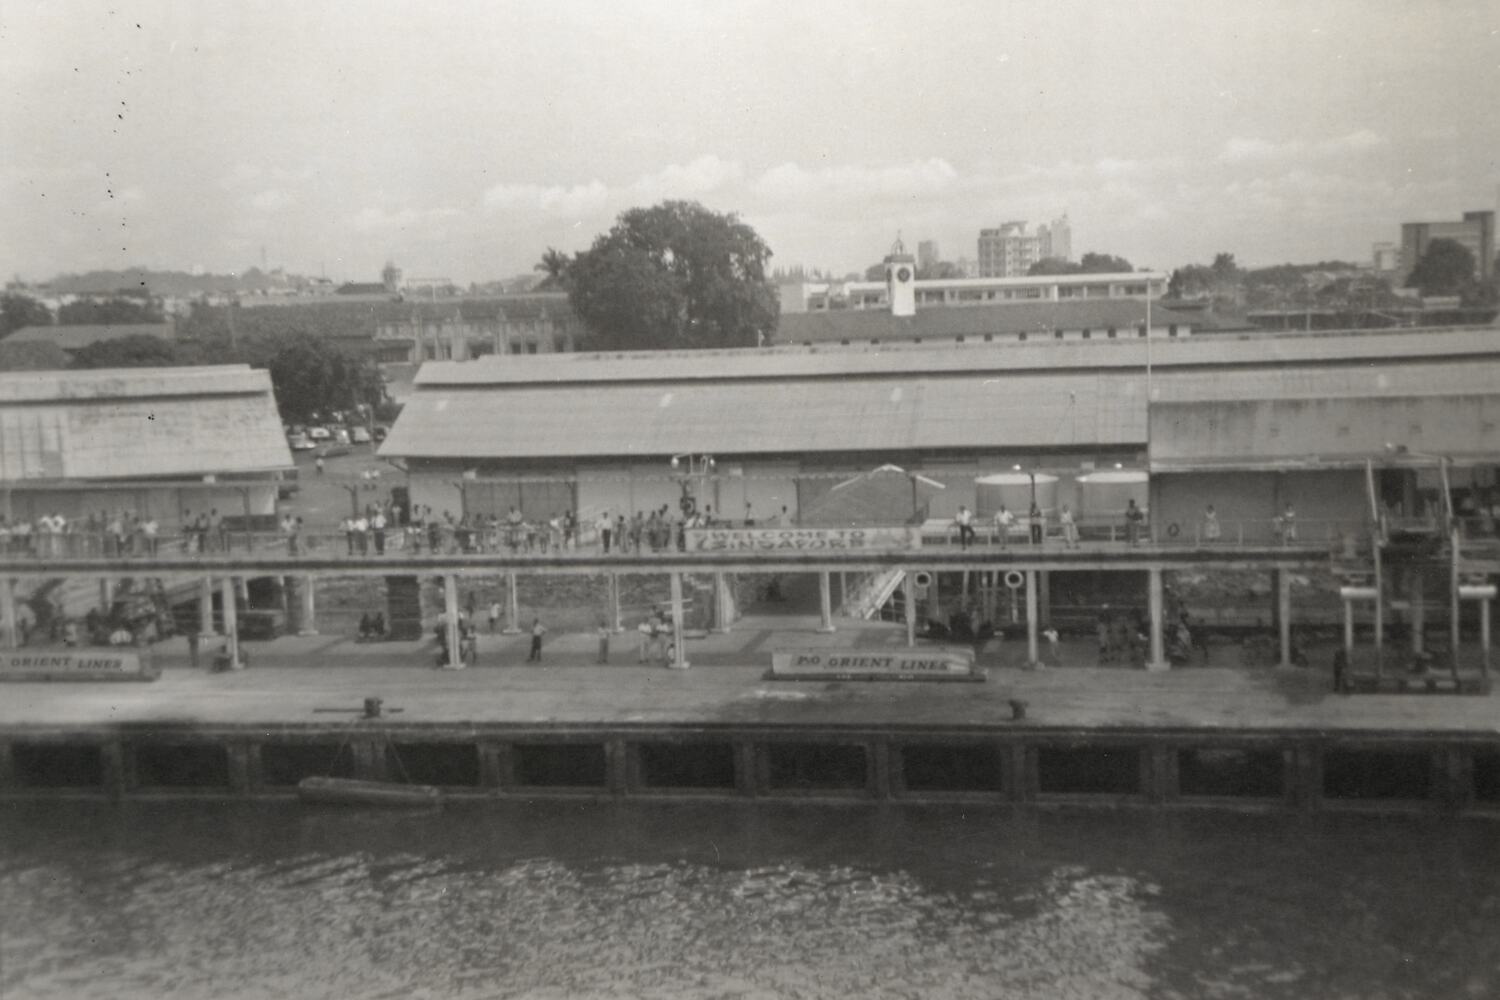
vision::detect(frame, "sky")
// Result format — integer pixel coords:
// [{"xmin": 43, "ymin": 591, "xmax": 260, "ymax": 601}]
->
[{"xmin": 1, "ymin": 0, "xmax": 1497, "ymax": 284}]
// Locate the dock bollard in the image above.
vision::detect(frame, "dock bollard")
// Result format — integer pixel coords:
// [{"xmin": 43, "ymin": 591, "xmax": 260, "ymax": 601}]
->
[
  {"xmin": 363, "ymin": 697, "xmax": 383, "ymax": 720},
  {"xmin": 1008, "ymin": 699, "xmax": 1028, "ymax": 721}
]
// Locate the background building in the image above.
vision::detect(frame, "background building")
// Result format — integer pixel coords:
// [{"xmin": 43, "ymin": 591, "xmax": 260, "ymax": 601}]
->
[
  {"xmin": 976, "ymin": 215, "xmax": 1072, "ymax": 277},
  {"xmin": 1400, "ymin": 210, "xmax": 1495, "ymax": 284}
]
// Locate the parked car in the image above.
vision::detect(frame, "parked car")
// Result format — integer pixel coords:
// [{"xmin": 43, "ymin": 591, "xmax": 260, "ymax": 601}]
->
[
  {"xmin": 287, "ymin": 432, "xmax": 315, "ymax": 451},
  {"xmin": 307, "ymin": 426, "xmax": 331, "ymax": 441},
  {"xmin": 373, "ymin": 425, "xmax": 389, "ymax": 442},
  {"xmin": 351, "ymin": 426, "xmax": 372, "ymax": 444},
  {"xmin": 332, "ymin": 427, "xmax": 351, "ymax": 445}
]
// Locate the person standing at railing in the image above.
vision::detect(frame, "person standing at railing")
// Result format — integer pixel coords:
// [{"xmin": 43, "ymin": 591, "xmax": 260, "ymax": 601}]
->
[
  {"xmin": 371, "ymin": 509, "xmax": 387, "ymax": 555},
  {"xmin": 994, "ymin": 505, "xmax": 1014, "ymax": 548},
  {"xmin": 1202, "ymin": 505, "xmax": 1221, "ymax": 543},
  {"xmin": 1125, "ymin": 499, "xmax": 1144, "ymax": 546},
  {"xmin": 1059, "ymin": 505, "xmax": 1079, "ymax": 549},
  {"xmin": 956, "ymin": 505, "xmax": 975, "ymax": 549},
  {"xmin": 1274, "ymin": 502, "xmax": 1296, "ymax": 545},
  {"xmin": 1029, "ymin": 503, "xmax": 1045, "ymax": 545}
]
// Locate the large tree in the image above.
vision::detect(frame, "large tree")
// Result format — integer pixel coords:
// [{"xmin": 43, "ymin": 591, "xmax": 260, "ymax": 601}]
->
[
  {"xmin": 0, "ymin": 293, "xmax": 53, "ymax": 337},
  {"xmin": 533, "ymin": 248, "xmax": 571, "ymax": 291},
  {"xmin": 0, "ymin": 339, "xmax": 68, "ymax": 371},
  {"xmin": 71, "ymin": 334, "xmax": 189, "ymax": 369},
  {"xmin": 567, "ymin": 200, "xmax": 778, "ymax": 350},
  {"xmin": 1078, "ymin": 252, "xmax": 1135, "ymax": 274},
  {"xmin": 1405, "ymin": 238, "xmax": 1476, "ymax": 297},
  {"xmin": 239, "ymin": 331, "xmax": 385, "ymax": 423},
  {"xmin": 57, "ymin": 295, "xmax": 164, "ymax": 325}
]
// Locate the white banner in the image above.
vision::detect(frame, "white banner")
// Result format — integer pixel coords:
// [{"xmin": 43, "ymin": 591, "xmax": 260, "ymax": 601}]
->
[
  {"xmin": 770, "ymin": 648, "xmax": 978, "ymax": 680},
  {"xmin": 685, "ymin": 526, "xmax": 919, "ymax": 552}
]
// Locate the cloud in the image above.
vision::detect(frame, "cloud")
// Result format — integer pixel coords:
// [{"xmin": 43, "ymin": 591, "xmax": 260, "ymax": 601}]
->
[
  {"xmin": 629, "ymin": 155, "xmax": 744, "ymax": 200},
  {"xmin": 350, "ymin": 205, "xmax": 462, "ymax": 234},
  {"xmin": 1219, "ymin": 129, "xmax": 1387, "ymax": 164},
  {"xmin": 750, "ymin": 158, "xmax": 959, "ymax": 203},
  {"xmin": 481, "ymin": 179, "xmax": 610, "ymax": 216}
]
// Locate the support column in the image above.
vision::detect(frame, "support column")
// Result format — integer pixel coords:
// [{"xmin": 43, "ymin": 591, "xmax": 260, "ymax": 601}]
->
[
  {"xmin": 220, "ymin": 577, "xmax": 242, "ymax": 669},
  {"xmin": 1343, "ymin": 598, "xmax": 1355, "ymax": 659},
  {"xmin": 1411, "ymin": 570, "xmax": 1426, "ymax": 655},
  {"xmin": 668, "ymin": 571, "xmax": 689, "ymax": 669},
  {"xmin": 198, "ymin": 578, "xmax": 215, "ymax": 637},
  {"xmin": 1450, "ymin": 527, "xmax": 1462, "ymax": 676},
  {"xmin": 1277, "ymin": 569, "xmax": 1293, "ymax": 668},
  {"xmin": 609, "ymin": 573, "xmax": 623, "ymax": 633},
  {"xmin": 1481, "ymin": 595, "xmax": 1492, "ymax": 679},
  {"xmin": 1147, "ymin": 568, "xmax": 1167, "ymax": 671},
  {"xmin": 904, "ymin": 571, "xmax": 916, "ymax": 648},
  {"xmin": 818, "ymin": 571, "xmax": 835, "ymax": 633},
  {"xmin": 714, "ymin": 572, "xmax": 733, "ymax": 634},
  {"xmin": 298, "ymin": 575, "xmax": 318, "ymax": 635},
  {"xmin": 98, "ymin": 579, "xmax": 115, "ymax": 613},
  {"xmin": 1038, "ymin": 569, "xmax": 1052, "ymax": 625},
  {"xmin": 1025, "ymin": 569, "xmax": 1039, "ymax": 667},
  {"xmin": 1, "ymin": 579, "xmax": 15, "ymax": 650},
  {"xmin": 929, "ymin": 571, "xmax": 942, "ymax": 624},
  {"xmin": 503, "ymin": 571, "xmax": 522, "ymax": 635},
  {"xmin": 442, "ymin": 574, "xmax": 462, "ymax": 669}
]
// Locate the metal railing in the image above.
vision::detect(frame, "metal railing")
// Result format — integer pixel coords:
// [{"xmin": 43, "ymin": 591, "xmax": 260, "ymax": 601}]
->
[{"xmin": 0, "ymin": 516, "xmax": 1374, "ymax": 564}]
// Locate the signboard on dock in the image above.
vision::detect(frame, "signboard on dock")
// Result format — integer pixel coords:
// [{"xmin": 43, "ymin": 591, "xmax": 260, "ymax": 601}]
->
[
  {"xmin": 0, "ymin": 650, "xmax": 158, "ymax": 682},
  {"xmin": 770, "ymin": 648, "xmax": 981, "ymax": 682},
  {"xmin": 686, "ymin": 526, "xmax": 919, "ymax": 552}
]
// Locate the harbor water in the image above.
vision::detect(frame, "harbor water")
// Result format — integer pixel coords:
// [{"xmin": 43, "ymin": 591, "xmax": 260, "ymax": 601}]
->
[{"xmin": 2, "ymin": 800, "xmax": 1497, "ymax": 999}]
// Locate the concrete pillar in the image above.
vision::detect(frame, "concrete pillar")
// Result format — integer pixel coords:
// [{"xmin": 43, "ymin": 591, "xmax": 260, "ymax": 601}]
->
[
  {"xmin": 99, "ymin": 579, "xmax": 115, "ymax": 612},
  {"xmin": 1147, "ymin": 567, "xmax": 1167, "ymax": 671},
  {"xmin": 714, "ymin": 572, "xmax": 733, "ymax": 634},
  {"xmin": 1038, "ymin": 569, "xmax": 1052, "ymax": 624},
  {"xmin": 1343, "ymin": 598, "xmax": 1355, "ymax": 658},
  {"xmin": 904, "ymin": 571, "xmax": 916, "ymax": 648},
  {"xmin": 668, "ymin": 571, "xmax": 689, "ymax": 669},
  {"xmin": 818, "ymin": 571, "xmax": 835, "ymax": 633},
  {"xmin": 503, "ymin": 571, "xmax": 522, "ymax": 635},
  {"xmin": 198, "ymin": 578, "xmax": 215, "ymax": 637},
  {"xmin": 220, "ymin": 577, "xmax": 242, "ymax": 669},
  {"xmin": 442, "ymin": 574, "xmax": 462, "ymax": 669},
  {"xmin": 1481, "ymin": 597, "xmax": 1491, "ymax": 664},
  {"xmin": 1411, "ymin": 570, "xmax": 1425, "ymax": 655},
  {"xmin": 298, "ymin": 575, "xmax": 318, "ymax": 635},
  {"xmin": 1025, "ymin": 569, "xmax": 1039, "ymax": 666},
  {"xmin": 929, "ymin": 571, "xmax": 942, "ymax": 623},
  {"xmin": 1, "ymin": 579, "xmax": 15, "ymax": 650},
  {"xmin": 1277, "ymin": 569, "xmax": 1294, "ymax": 667},
  {"xmin": 609, "ymin": 573, "xmax": 624, "ymax": 633}
]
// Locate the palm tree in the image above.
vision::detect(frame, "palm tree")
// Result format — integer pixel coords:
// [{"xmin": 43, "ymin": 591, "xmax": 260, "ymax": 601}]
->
[{"xmin": 534, "ymin": 248, "xmax": 571, "ymax": 291}]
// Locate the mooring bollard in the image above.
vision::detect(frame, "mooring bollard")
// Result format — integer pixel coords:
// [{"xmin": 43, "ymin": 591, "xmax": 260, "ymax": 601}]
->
[
  {"xmin": 1008, "ymin": 698, "xmax": 1028, "ymax": 721},
  {"xmin": 363, "ymin": 697, "xmax": 383, "ymax": 719}
]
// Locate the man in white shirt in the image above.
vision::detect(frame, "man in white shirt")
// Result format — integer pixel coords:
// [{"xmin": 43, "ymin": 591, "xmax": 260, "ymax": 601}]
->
[
  {"xmin": 956, "ymin": 505, "xmax": 975, "ymax": 549},
  {"xmin": 993, "ymin": 506, "xmax": 1014, "ymax": 548}
]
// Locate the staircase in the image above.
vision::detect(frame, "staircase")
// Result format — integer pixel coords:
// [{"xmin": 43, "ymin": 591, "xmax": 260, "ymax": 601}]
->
[
  {"xmin": 384, "ymin": 576, "xmax": 424, "ymax": 640},
  {"xmin": 840, "ymin": 567, "xmax": 906, "ymax": 620}
]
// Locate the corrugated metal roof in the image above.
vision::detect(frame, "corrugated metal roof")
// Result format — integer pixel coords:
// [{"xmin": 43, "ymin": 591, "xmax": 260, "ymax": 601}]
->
[
  {"xmin": 411, "ymin": 325, "xmax": 1500, "ymax": 388},
  {"xmin": 381, "ymin": 371, "xmax": 1146, "ymax": 460},
  {"xmin": 0, "ymin": 366, "xmax": 290, "ymax": 480},
  {"xmin": 6, "ymin": 323, "xmax": 174, "ymax": 350},
  {"xmin": 775, "ymin": 300, "xmax": 1195, "ymax": 344},
  {"xmin": 1150, "ymin": 359, "xmax": 1500, "ymax": 401},
  {"xmin": 0, "ymin": 365, "xmax": 272, "ymax": 403}
]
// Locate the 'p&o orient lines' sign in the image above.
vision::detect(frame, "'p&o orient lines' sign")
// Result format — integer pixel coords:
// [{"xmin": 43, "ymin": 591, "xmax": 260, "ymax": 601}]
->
[
  {"xmin": 686, "ymin": 527, "xmax": 919, "ymax": 552},
  {"xmin": 0, "ymin": 650, "xmax": 158, "ymax": 682},
  {"xmin": 770, "ymin": 648, "xmax": 982, "ymax": 682}
]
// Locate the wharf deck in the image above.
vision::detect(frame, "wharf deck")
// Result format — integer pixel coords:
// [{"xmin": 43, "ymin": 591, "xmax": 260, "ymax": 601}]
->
[{"xmin": 3, "ymin": 621, "xmax": 1496, "ymax": 740}]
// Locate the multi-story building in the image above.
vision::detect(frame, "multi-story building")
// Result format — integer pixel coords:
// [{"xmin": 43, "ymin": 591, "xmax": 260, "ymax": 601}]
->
[
  {"xmin": 977, "ymin": 222, "xmax": 1040, "ymax": 277},
  {"xmin": 778, "ymin": 271, "xmax": 1167, "ymax": 314},
  {"xmin": 1400, "ymin": 211, "xmax": 1495, "ymax": 284},
  {"xmin": 977, "ymin": 215, "xmax": 1072, "ymax": 278},
  {"xmin": 917, "ymin": 240, "xmax": 940, "ymax": 273}
]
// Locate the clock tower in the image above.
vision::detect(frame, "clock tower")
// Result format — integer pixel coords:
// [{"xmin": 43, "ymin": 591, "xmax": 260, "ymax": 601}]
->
[{"xmin": 884, "ymin": 234, "xmax": 917, "ymax": 317}]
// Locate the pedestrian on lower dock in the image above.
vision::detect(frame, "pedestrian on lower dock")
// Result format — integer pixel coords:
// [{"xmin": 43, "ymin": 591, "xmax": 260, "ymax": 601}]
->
[
  {"xmin": 597, "ymin": 617, "xmax": 610, "ymax": 664},
  {"xmin": 527, "ymin": 616, "xmax": 547, "ymax": 662}
]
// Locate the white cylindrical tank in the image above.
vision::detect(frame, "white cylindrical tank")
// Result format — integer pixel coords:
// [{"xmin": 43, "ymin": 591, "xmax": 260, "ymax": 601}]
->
[
  {"xmin": 1077, "ymin": 470, "xmax": 1148, "ymax": 519},
  {"xmin": 975, "ymin": 472, "xmax": 1058, "ymax": 517}
]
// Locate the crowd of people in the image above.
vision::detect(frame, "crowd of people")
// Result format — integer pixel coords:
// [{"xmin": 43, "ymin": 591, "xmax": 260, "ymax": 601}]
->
[{"xmin": 0, "ymin": 510, "xmax": 165, "ymax": 557}]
